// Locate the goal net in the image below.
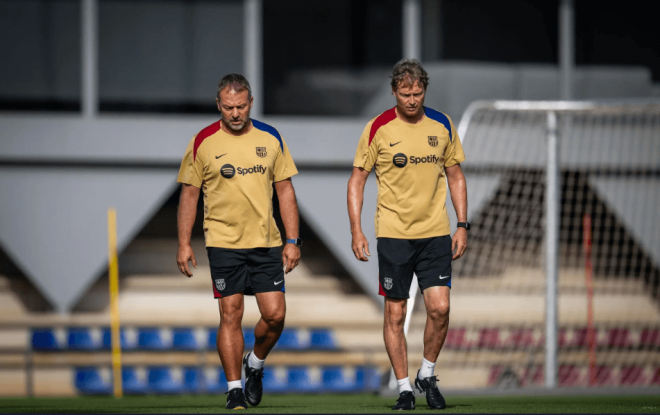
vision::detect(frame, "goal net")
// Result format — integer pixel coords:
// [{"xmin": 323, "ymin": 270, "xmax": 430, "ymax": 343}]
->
[{"xmin": 404, "ymin": 100, "xmax": 660, "ymax": 390}]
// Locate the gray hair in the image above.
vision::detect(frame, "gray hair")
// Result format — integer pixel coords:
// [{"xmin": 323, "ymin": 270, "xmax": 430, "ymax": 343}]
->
[
  {"xmin": 390, "ymin": 59, "xmax": 429, "ymax": 90},
  {"xmin": 217, "ymin": 73, "xmax": 252, "ymax": 101}
]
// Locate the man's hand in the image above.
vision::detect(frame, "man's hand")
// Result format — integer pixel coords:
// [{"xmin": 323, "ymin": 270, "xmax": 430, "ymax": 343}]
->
[
  {"xmin": 177, "ymin": 244, "xmax": 197, "ymax": 277},
  {"xmin": 452, "ymin": 228, "xmax": 468, "ymax": 259},
  {"xmin": 282, "ymin": 243, "xmax": 300, "ymax": 274},
  {"xmin": 177, "ymin": 183, "xmax": 200, "ymax": 277},
  {"xmin": 351, "ymin": 231, "xmax": 371, "ymax": 262}
]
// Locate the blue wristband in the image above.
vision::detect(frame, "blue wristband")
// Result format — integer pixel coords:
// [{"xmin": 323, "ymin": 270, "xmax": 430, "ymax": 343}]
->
[{"xmin": 286, "ymin": 238, "xmax": 303, "ymax": 247}]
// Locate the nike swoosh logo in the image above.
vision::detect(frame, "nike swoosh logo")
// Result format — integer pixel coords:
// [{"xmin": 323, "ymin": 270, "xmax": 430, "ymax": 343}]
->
[
  {"xmin": 215, "ymin": 153, "xmax": 227, "ymax": 159},
  {"xmin": 439, "ymin": 275, "xmax": 451, "ymax": 280},
  {"xmin": 390, "ymin": 141, "xmax": 402, "ymax": 147},
  {"xmin": 274, "ymin": 280, "xmax": 284, "ymax": 285}
]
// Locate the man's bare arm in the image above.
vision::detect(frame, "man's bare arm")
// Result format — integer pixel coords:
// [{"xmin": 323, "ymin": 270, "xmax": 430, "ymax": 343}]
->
[
  {"xmin": 347, "ymin": 167, "xmax": 371, "ymax": 261},
  {"xmin": 445, "ymin": 164, "xmax": 468, "ymax": 259},
  {"xmin": 274, "ymin": 178, "xmax": 300, "ymax": 274},
  {"xmin": 176, "ymin": 183, "xmax": 200, "ymax": 277}
]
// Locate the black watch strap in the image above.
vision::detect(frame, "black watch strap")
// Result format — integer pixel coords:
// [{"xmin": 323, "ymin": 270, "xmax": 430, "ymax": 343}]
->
[{"xmin": 457, "ymin": 222, "xmax": 471, "ymax": 231}]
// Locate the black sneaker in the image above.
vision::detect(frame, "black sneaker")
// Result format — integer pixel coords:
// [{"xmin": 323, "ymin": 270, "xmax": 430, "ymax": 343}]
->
[
  {"xmin": 242, "ymin": 353, "xmax": 264, "ymax": 406},
  {"xmin": 414, "ymin": 370, "xmax": 446, "ymax": 409},
  {"xmin": 392, "ymin": 390, "xmax": 416, "ymax": 410},
  {"xmin": 226, "ymin": 388, "xmax": 248, "ymax": 410}
]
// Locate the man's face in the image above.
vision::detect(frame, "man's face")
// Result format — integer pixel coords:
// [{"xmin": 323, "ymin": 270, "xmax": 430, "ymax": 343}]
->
[
  {"xmin": 393, "ymin": 80, "xmax": 425, "ymax": 119},
  {"xmin": 216, "ymin": 87, "xmax": 253, "ymax": 132}
]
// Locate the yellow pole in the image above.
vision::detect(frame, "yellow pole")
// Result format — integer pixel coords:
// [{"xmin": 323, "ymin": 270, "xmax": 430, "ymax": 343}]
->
[{"xmin": 108, "ymin": 207, "xmax": 122, "ymax": 398}]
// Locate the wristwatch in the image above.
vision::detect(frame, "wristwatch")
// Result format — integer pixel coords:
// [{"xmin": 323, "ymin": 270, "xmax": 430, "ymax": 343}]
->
[
  {"xmin": 457, "ymin": 222, "xmax": 471, "ymax": 231},
  {"xmin": 286, "ymin": 238, "xmax": 303, "ymax": 248}
]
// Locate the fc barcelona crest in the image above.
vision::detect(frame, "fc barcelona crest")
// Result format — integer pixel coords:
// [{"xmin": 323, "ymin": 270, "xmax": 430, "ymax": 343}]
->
[
  {"xmin": 384, "ymin": 277, "xmax": 393, "ymax": 290},
  {"xmin": 256, "ymin": 147, "xmax": 267, "ymax": 158},
  {"xmin": 428, "ymin": 136, "xmax": 438, "ymax": 147},
  {"xmin": 215, "ymin": 279, "xmax": 226, "ymax": 291}
]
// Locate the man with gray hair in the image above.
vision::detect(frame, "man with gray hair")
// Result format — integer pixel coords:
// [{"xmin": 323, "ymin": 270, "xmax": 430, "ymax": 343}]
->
[
  {"xmin": 177, "ymin": 73, "xmax": 302, "ymax": 409},
  {"xmin": 348, "ymin": 59, "xmax": 468, "ymax": 410}
]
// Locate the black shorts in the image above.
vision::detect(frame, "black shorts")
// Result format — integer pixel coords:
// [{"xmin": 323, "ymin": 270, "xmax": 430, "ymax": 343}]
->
[
  {"xmin": 207, "ymin": 246, "xmax": 285, "ymax": 298},
  {"xmin": 377, "ymin": 235, "xmax": 452, "ymax": 299}
]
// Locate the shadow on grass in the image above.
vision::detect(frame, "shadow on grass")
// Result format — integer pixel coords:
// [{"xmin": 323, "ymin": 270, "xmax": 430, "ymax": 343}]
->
[{"xmin": 245, "ymin": 405, "xmax": 308, "ymax": 410}]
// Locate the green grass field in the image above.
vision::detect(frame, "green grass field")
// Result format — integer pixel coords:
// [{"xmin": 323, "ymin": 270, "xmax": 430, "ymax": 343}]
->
[{"xmin": 1, "ymin": 394, "xmax": 659, "ymax": 414}]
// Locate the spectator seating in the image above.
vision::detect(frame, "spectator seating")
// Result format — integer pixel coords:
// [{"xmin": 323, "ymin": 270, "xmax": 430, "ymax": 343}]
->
[
  {"xmin": 34, "ymin": 325, "xmax": 659, "ymax": 353},
  {"xmin": 310, "ymin": 329, "xmax": 337, "ymax": 350},
  {"xmin": 138, "ymin": 328, "xmax": 172, "ymax": 350},
  {"xmin": 206, "ymin": 328, "xmax": 216, "ymax": 350},
  {"xmin": 75, "ymin": 367, "xmax": 112, "ymax": 395},
  {"xmin": 147, "ymin": 366, "xmax": 183, "ymax": 394},
  {"xmin": 67, "ymin": 328, "xmax": 101, "ymax": 350},
  {"xmin": 172, "ymin": 328, "xmax": 198, "ymax": 350},
  {"xmin": 74, "ymin": 365, "xmax": 381, "ymax": 395},
  {"xmin": 488, "ymin": 363, "xmax": 660, "ymax": 388},
  {"xmin": 32, "ymin": 326, "xmax": 340, "ymax": 351},
  {"xmin": 31, "ymin": 329, "xmax": 61, "ymax": 351},
  {"xmin": 321, "ymin": 366, "xmax": 372, "ymax": 392},
  {"xmin": 262, "ymin": 367, "xmax": 289, "ymax": 393},
  {"xmin": 122, "ymin": 367, "xmax": 148, "ymax": 395},
  {"xmin": 274, "ymin": 329, "xmax": 309, "ymax": 350},
  {"xmin": 102, "ymin": 327, "xmax": 137, "ymax": 350},
  {"xmin": 182, "ymin": 367, "xmax": 203, "ymax": 393},
  {"xmin": 34, "ymin": 325, "xmax": 660, "ymax": 353},
  {"xmin": 243, "ymin": 330, "xmax": 256, "ymax": 350},
  {"xmin": 203, "ymin": 367, "xmax": 228, "ymax": 394},
  {"xmin": 286, "ymin": 366, "xmax": 322, "ymax": 392}
]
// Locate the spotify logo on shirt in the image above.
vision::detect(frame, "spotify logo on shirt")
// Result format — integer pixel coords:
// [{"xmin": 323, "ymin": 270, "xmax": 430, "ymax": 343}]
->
[
  {"xmin": 393, "ymin": 153, "xmax": 408, "ymax": 168},
  {"xmin": 220, "ymin": 164, "xmax": 267, "ymax": 179},
  {"xmin": 220, "ymin": 164, "xmax": 236, "ymax": 179}
]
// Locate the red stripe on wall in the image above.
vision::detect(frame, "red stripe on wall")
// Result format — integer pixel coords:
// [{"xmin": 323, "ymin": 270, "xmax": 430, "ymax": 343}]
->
[
  {"xmin": 193, "ymin": 121, "xmax": 221, "ymax": 161},
  {"xmin": 368, "ymin": 108, "xmax": 397, "ymax": 145}
]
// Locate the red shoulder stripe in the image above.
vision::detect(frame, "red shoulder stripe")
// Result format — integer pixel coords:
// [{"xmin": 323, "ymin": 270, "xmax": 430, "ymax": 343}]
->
[
  {"xmin": 193, "ymin": 121, "xmax": 221, "ymax": 161},
  {"xmin": 368, "ymin": 107, "xmax": 397, "ymax": 145}
]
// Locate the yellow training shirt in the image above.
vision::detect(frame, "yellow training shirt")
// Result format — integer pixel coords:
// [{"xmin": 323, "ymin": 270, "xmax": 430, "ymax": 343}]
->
[
  {"xmin": 353, "ymin": 107, "xmax": 465, "ymax": 239},
  {"xmin": 177, "ymin": 119, "xmax": 298, "ymax": 249}
]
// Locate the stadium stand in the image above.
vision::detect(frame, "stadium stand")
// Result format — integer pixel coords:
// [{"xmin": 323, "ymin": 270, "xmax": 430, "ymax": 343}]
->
[
  {"xmin": 147, "ymin": 366, "xmax": 184, "ymax": 394},
  {"xmin": 286, "ymin": 366, "xmax": 322, "ymax": 392},
  {"xmin": 0, "ymin": 261, "xmax": 384, "ymax": 396},
  {"xmin": 67, "ymin": 328, "xmax": 102, "ymax": 350},
  {"xmin": 262, "ymin": 367, "xmax": 289, "ymax": 393},
  {"xmin": 202, "ymin": 366, "xmax": 228, "ymax": 394},
  {"xmin": 102, "ymin": 327, "xmax": 136, "ymax": 350},
  {"xmin": 138, "ymin": 328, "xmax": 173, "ymax": 350},
  {"xmin": 273, "ymin": 328, "xmax": 311, "ymax": 350},
  {"xmin": 2, "ymin": 246, "xmax": 659, "ymax": 395},
  {"xmin": 31, "ymin": 329, "xmax": 62, "ymax": 351},
  {"xmin": 171, "ymin": 328, "xmax": 198, "ymax": 351},
  {"xmin": 121, "ymin": 367, "xmax": 148, "ymax": 395},
  {"xmin": 75, "ymin": 367, "xmax": 112, "ymax": 395}
]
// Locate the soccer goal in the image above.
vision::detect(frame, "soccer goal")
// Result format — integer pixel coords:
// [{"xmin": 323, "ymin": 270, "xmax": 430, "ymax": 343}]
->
[{"xmin": 383, "ymin": 100, "xmax": 660, "ymax": 393}]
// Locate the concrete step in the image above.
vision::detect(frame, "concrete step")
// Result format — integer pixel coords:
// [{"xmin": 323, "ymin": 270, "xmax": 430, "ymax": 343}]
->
[
  {"xmin": 410, "ymin": 292, "xmax": 660, "ymax": 326},
  {"xmin": 457, "ymin": 267, "xmax": 649, "ymax": 295}
]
